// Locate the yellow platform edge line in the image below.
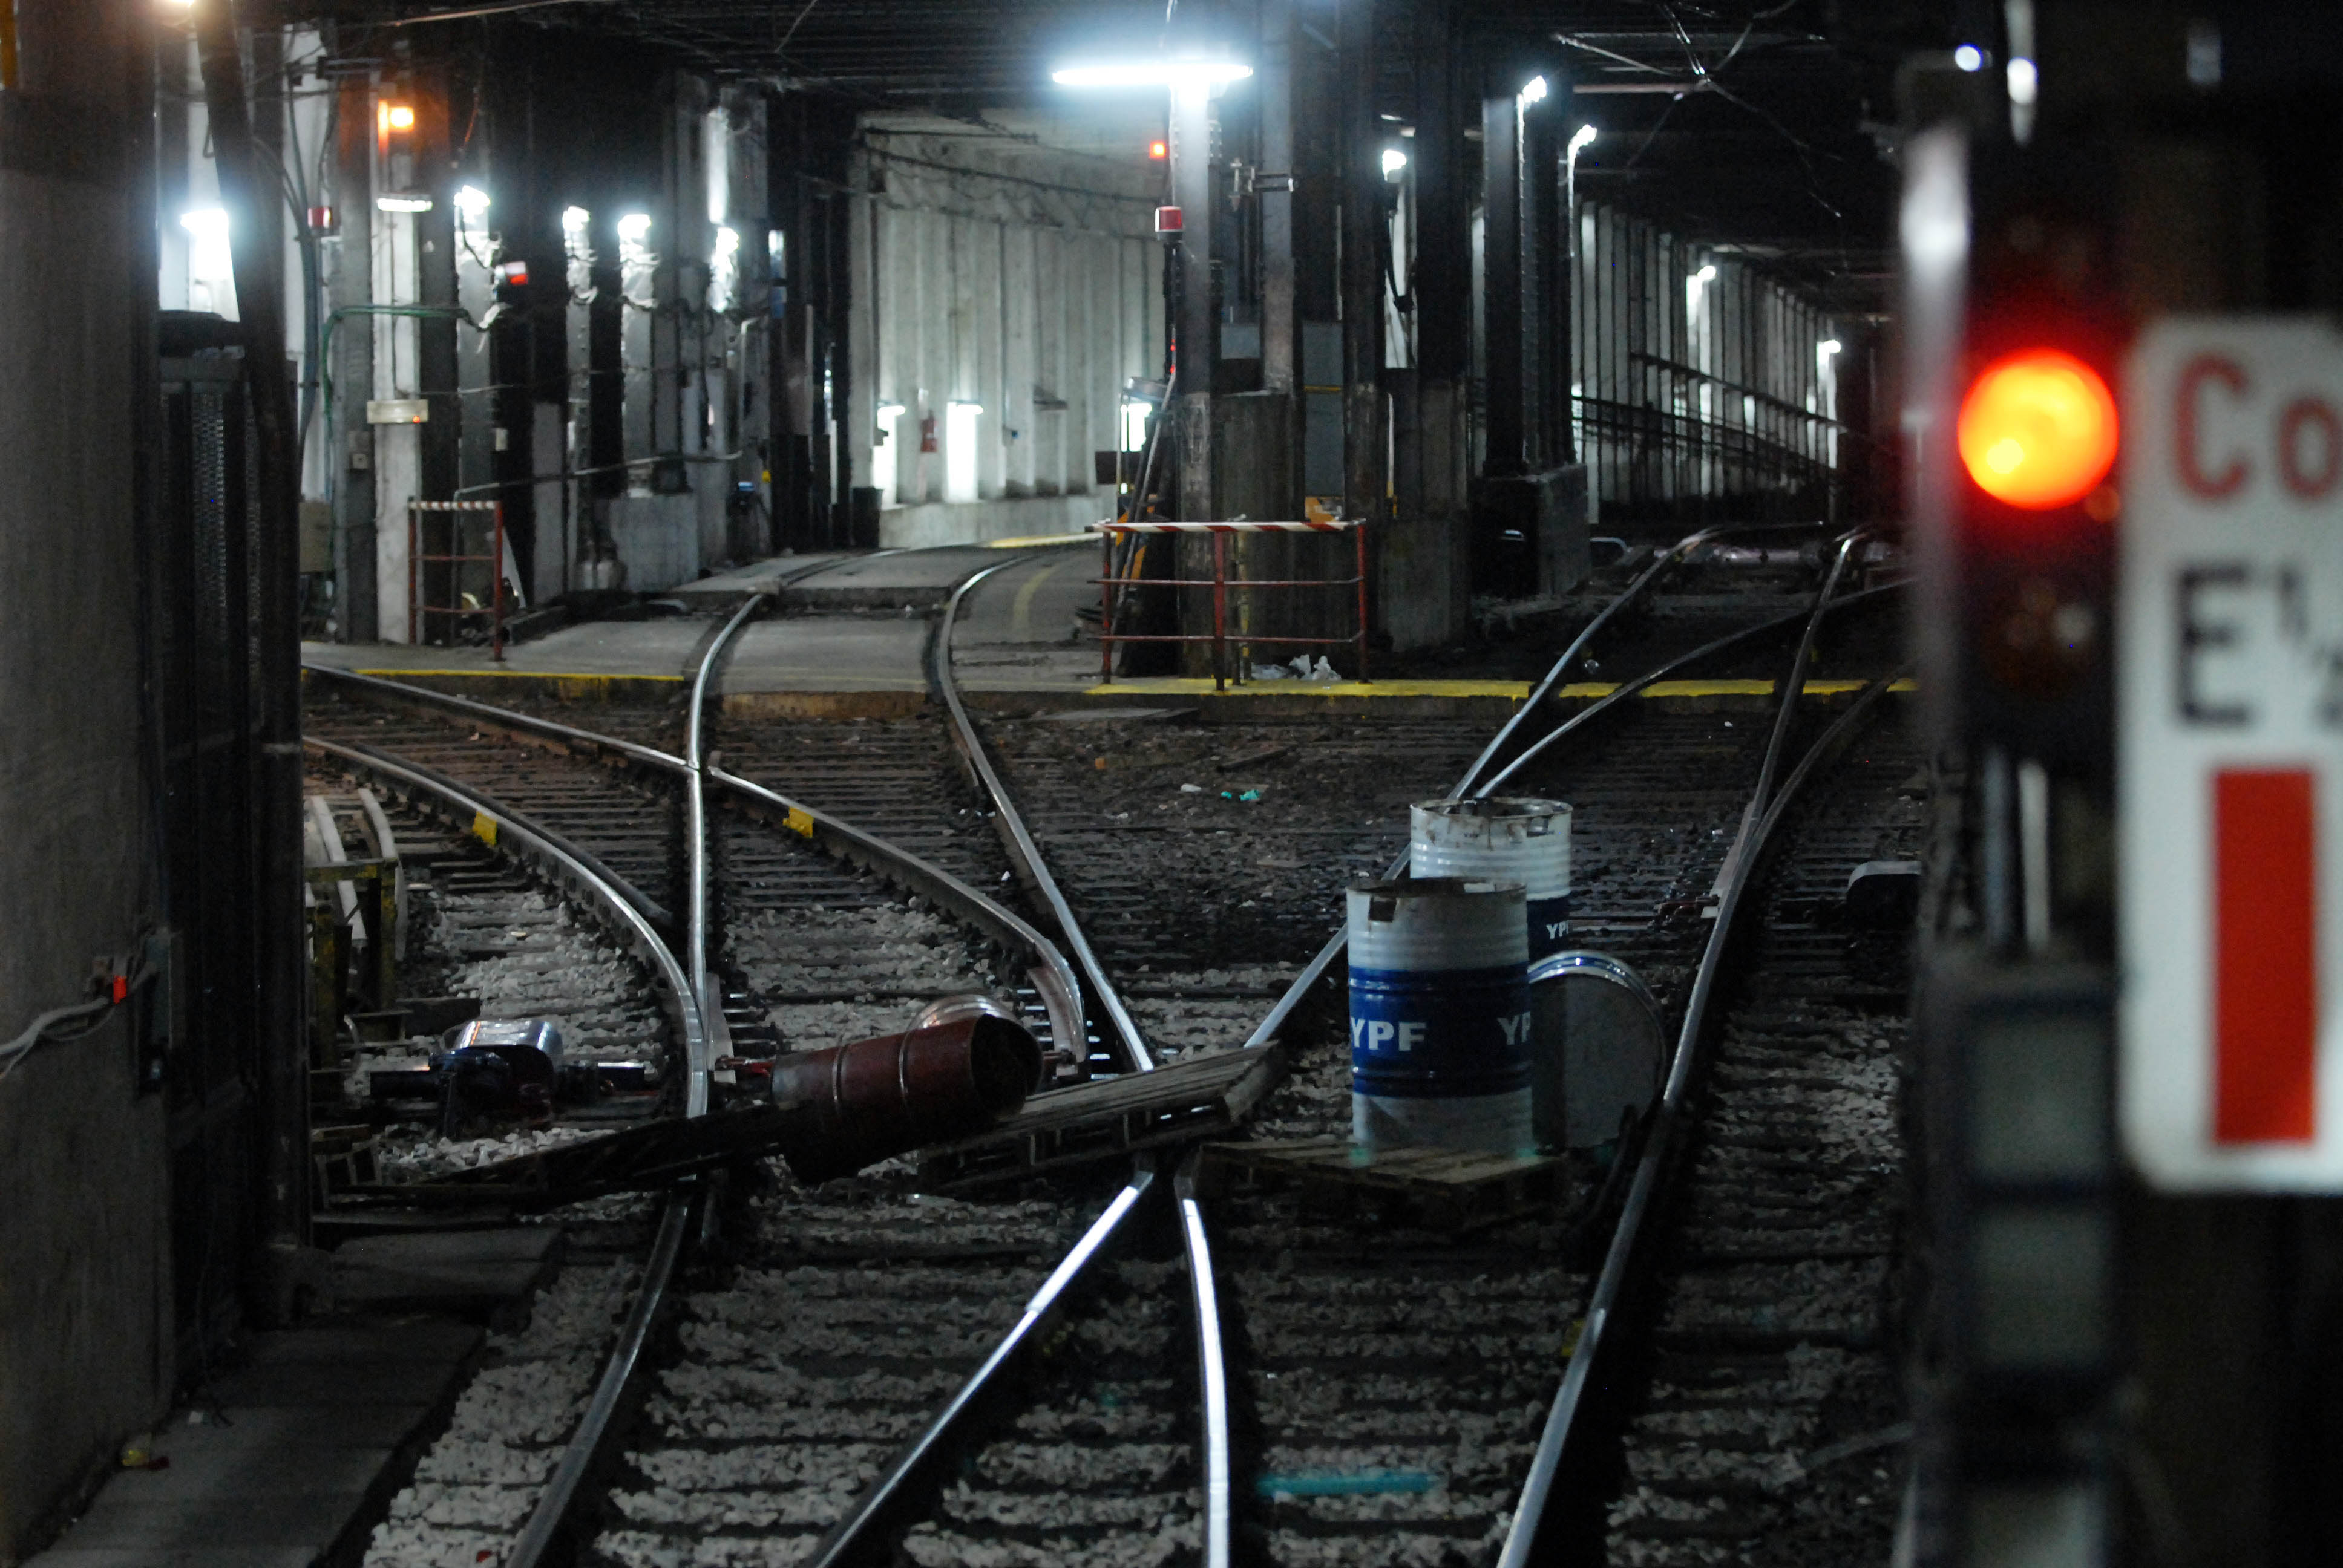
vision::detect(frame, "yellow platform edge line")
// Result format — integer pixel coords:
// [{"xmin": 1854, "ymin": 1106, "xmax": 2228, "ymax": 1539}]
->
[
  {"xmin": 342, "ymin": 668, "xmax": 689, "ymax": 682},
  {"xmin": 1085, "ymin": 676, "xmax": 1918, "ymax": 699},
  {"xmin": 982, "ymin": 532, "xmax": 1096, "ymax": 549}
]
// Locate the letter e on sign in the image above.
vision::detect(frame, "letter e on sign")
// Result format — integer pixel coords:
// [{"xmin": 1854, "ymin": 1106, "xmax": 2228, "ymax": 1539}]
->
[{"xmin": 2119, "ymin": 317, "xmax": 2343, "ymax": 1188}]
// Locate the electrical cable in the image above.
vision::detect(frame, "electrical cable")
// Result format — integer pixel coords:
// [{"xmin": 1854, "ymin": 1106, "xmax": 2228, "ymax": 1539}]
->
[{"xmin": 0, "ymin": 956, "xmax": 154, "ymax": 1087}]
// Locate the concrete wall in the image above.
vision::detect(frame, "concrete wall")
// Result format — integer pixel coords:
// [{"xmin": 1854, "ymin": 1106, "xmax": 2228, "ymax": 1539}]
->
[
  {"xmin": 0, "ymin": 0, "xmax": 174, "ymax": 1556},
  {"xmin": 877, "ymin": 492, "xmax": 1106, "ymax": 550},
  {"xmin": 852, "ymin": 118, "xmax": 1164, "ymax": 544}
]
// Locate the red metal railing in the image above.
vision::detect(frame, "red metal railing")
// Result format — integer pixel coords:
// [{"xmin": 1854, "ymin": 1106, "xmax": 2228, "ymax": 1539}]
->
[
  {"xmin": 1092, "ymin": 519, "xmax": 1368, "ymax": 691},
  {"xmin": 408, "ymin": 500, "xmax": 506, "ymax": 661}
]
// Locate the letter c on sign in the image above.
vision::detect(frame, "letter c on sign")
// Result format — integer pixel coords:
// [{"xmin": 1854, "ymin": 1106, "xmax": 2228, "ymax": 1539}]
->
[
  {"xmin": 2177, "ymin": 354, "xmax": 2249, "ymax": 499},
  {"xmin": 2279, "ymin": 397, "xmax": 2341, "ymax": 500}
]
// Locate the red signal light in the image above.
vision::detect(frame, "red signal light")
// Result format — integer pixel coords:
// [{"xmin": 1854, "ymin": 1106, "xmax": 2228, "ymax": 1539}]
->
[
  {"xmin": 1958, "ymin": 347, "xmax": 2119, "ymax": 509},
  {"xmin": 1148, "ymin": 139, "xmax": 1168, "ymax": 160}
]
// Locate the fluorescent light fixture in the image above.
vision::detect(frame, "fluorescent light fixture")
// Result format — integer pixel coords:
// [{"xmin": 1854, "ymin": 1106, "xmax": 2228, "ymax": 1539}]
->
[
  {"xmin": 877, "ymin": 402, "xmax": 907, "ymax": 420},
  {"xmin": 1568, "ymin": 123, "xmax": 1598, "ymax": 154},
  {"xmin": 945, "ymin": 401, "xmax": 983, "ymax": 503},
  {"xmin": 1819, "ymin": 339, "xmax": 1843, "ymax": 355},
  {"xmin": 454, "ymin": 185, "xmax": 490, "ymax": 218},
  {"xmin": 1052, "ymin": 60, "xmax": 1254, "ymax": 88},
  {"xmin": 375, "ymin": 194, "xmax": 434, "ymax": 213},
  {"xmin": 1519, "ymin": 74, "xmax": 1548, "ymax": 105},
  {"xmin": 2007, "ymin": 56, "xmax": 2039, "ymax": 105},
  {"xmin": 1694, "ymin": 263, "xmax": 1717, "ymax": 282},
  {"xmin": 179, "ymin": 208, "xmax": 231, "ymax": 281},
  {"xmin": 1381, "ymin": 148, "xmax": 1407, "ymax": 176},
  {"xmin": 1954, "ymin": 44, "xmax": 1985, "ymax": 71}
]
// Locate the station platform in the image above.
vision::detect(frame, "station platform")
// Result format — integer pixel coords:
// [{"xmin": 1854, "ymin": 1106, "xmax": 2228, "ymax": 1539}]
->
[{"xmin": 304, "ymin": 543, "xmax": 1913, "ymax": 720}]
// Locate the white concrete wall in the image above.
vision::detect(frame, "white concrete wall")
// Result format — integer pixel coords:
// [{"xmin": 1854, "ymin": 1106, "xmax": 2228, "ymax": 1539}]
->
[
  {"xmin": 879, "ymin": 492, "xmax": 1110, "ymax": 550},
  {"xmin": 851, "ymin": 121, "xmax": 1164, "ymax": 544}
]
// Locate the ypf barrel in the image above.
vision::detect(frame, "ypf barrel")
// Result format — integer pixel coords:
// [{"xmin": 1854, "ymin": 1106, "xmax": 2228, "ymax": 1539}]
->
[
  {"xmin": 1348, "ymin": 876, "xmax": 1534, "ymax": 1154},
  {"xmin": 1410, "ymin": 797, "xmax": 1573, "ymax": 958}
]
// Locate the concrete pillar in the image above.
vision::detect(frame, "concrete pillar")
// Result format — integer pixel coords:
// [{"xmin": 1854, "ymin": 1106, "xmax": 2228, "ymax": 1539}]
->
[
  {"xmin": 0, "ymin": 0, "xmax": 171, "ymax": 1553},
  {"xmin": 1170, "ymin": 76, "xmax": 1216, "ymax": 526},
  {"xmin": 1381, "ymin": 0, "xmax": 1471, "ymax": 650},
  {"xmin": 1337, "ymin": 0, "xmax": 1386, "ymax": 665},
  {"xmin": 332, "ymin": 72, "xmax": 379, "ymax": 638}
]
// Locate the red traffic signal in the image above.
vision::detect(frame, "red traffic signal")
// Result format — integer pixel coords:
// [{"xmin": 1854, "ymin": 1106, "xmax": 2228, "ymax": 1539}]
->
[{"xmin": 1958, "ymin": 347, "xmax": 2119, "ymax": 509}]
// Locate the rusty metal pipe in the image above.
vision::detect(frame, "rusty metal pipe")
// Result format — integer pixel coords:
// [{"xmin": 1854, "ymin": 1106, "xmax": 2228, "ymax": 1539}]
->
[{"xmin": 769, "ymin": 1014, "xmax": 1042, "ymax": 1183}]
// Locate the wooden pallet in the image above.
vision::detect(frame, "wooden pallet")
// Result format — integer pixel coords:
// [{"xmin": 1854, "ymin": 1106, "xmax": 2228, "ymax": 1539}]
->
[
  {"xmin": 1195, "ymin": 1137, "xmax": 1568, "ymax": 1232},
  {"xmin": 916, "ymin": 1046, "xmax": 1283, "ymax": 1193}
]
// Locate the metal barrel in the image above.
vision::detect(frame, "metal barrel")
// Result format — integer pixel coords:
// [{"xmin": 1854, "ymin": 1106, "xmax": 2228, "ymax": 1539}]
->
[
  {"xmin": 1409, "ymin": 797, "xmax": 1574, "ymax": 958},
  {"xmin": 1348, "ymin": 876, "xmax": 1534, "ymax": 1154},
  {"xmin": 768, "ymin": 1011, "xmax": 1043, "ymax": 1183},
  {"xmin": 1527, "ymin": 950, "xmax": 1665, "ymax": 1151}
]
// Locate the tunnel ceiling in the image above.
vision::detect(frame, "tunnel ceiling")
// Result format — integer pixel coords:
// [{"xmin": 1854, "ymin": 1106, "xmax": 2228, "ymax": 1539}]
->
[{"xmin": 326, "ymin": 0, "xmax": 1956, "ymax": 311}]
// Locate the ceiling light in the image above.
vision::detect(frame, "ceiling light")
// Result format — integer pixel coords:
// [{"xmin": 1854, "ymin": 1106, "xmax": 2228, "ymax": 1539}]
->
[
  {"xmin": 1052, "ymin": 60, "xmax": 1253, "ymax": 88},
  {"xmin": 454, "ymin": 185, "xmax": 490, "ymax": 218},
  {"xmin": 1381, "ymin": 148, "xmax": 1407, "ymax": 176},
  {"xmin": 1519, "ymin": 74, "xmax": 1549, "ymax": 105},
  {"xmin": 1694, "ymin": 264, "xmax": 1717, "ymax": 283},
  {"xmin": 375, "ymin": 194, "xmax": 433, "ymax": 213},
  {"xmin": 1954, "ymin": 44, "xmax": 1985, "ymax": 71},
  {"xmin": 1568, "ymin": 123, "xmax": 1598, "ymax": 154},
  {"xmin": 1820, "ymin": 339, "xmax": 1843, "ymax": 356}
]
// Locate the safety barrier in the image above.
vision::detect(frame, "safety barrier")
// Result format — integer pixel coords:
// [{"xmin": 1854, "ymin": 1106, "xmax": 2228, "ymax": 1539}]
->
[
  {"xmin": 1091, "ymin": 518, "xmax": 1368, "ymax": 690},
  {"xmin": 408, "ymin": 499, "xmax": 507, "ymax": 658}
]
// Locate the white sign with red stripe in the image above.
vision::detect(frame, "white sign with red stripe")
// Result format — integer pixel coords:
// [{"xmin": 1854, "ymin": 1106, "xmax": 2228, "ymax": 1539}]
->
[{"xmin": 2120, "ymin": 316, "xmax": 2343, "ymax": 1188}]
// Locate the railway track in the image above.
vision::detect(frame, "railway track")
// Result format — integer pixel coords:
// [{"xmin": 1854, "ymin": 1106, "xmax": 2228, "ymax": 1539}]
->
[{"xmin": 304, "ymin": 531, "xmax": 1918, "ymax": 1568}]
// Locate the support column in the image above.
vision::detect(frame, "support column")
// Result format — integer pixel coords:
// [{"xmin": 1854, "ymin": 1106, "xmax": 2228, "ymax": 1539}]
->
[
  {"xmin": 1171, "ymin": 76, "xmax": 1216, "ymax": 526},
  {"xmin": 1338, "ymin": 0, "xmax": 1386, "ymax": 666},
  {"xmin": 0, "ymin": 1, "xmax": 174, "ymax": 1552},
  {"xmin": 332, "ymin": 73, "xmax": 379, "ymax": 638},
  {"xmin": 1481, "ymin": 70, "xmax": 1524, "ymax": 480},
  {"xmin": 1383, "ymin": 0, "xmax": 1470, "ymax": 649}
]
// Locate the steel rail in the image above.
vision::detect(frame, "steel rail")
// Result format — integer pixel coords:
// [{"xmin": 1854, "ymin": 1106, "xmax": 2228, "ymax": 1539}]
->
[
  {"xmin": 704, "ymin": 763, "xmax": 1090, "ymax": 1078},
  {"xmin": 1450, "ymin": 520, "xmax": 1831, "ymax": 800},
  {"xmin": 805, "ymin": 1166, "xmax": 1160, "ymax": 1567},
  {"xmin": 687, "ymin": 595, "xmax": 768, "ymax": 1011},
  {"xmin": 931, "ymin": 559, "xmax": 1154, "ymax": 1073},
  {"xmin": 1469, "ymin": 576, "xmax": 1906, "ymax": 799},
  {"xmin": 303, "ymin": 734, "xmax": 708, "ymax": 1568},
  {"xmin": 316, "ymin": 583, "xmax": 1124, "ymax": 1568},
  {"xmin": 309, "ymin": 656, "xmax": 1091, "ymax": 1050},
  {"xmin": 1494, "ymin": 656, "xmax": 1913, "ymax": 1568},
  {"xmin": 302, "ymin": 661, "xmax": 690, "ymax": 772},
  {"xmin": 807, "ymin": 554, "xmax": 1237, "ymax": 1568},
  {"xmin": 1241, "ymin": 579, "xmax": 1910, "ymax": 1056},
  {"xmin": 1176, "ymin": 1152, "xmax": 1234, "ymax": 1568}
]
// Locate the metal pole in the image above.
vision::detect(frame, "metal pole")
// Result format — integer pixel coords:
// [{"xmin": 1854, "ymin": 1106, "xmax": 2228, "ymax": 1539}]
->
[
  {"xmin": 1099, "ymin": 529, "xmax": 1115, "ymax": 684},
  {"xmin": 1212, "ymin": 531, "xmax": 1228, "ymax": 692},
  {"xmin": 492, "ymin": 504, "xmax": 507, "ymax": 662},
  {"xmin": 1356, "ymin": 523, "xmax": 1371, "ymax": 682}
]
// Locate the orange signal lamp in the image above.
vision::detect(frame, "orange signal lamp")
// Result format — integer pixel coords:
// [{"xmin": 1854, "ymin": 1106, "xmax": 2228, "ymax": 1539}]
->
[
  {"xmin": 1957, "ymin": 347, "xmax": 2119, "ymax": 509},
  {"xmin": 381, "ymin": 102, "xmax": 416, "ymax": 133},
  {"xmin": 1148, "ymin": 139, "xmax": 1168, "ymax": 160}
]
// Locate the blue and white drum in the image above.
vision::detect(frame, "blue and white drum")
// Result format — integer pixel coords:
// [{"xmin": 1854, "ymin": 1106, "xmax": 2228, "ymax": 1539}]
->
[
  {"xmin": 1409, "ymin": 797, "xmax": 1573, "ymax": 958},
  {"xmin": 1348, "ymin": 875, "xmax": 1533, "ymax": 1154}
]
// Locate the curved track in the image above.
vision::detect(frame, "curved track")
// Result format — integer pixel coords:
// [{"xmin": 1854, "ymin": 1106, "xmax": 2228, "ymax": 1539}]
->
[{"xmin": 310, "ymin": 531, "xmax": 1918, "ymax": 1567}]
